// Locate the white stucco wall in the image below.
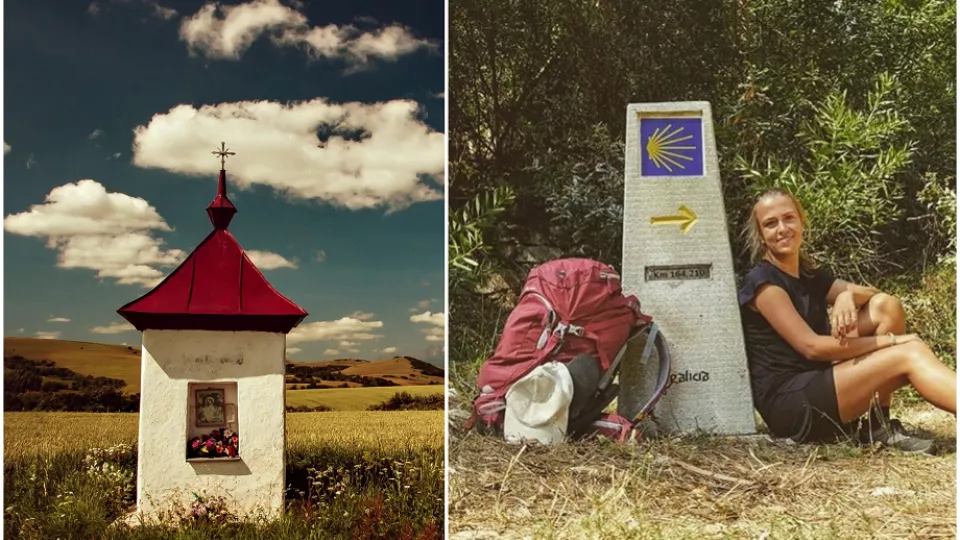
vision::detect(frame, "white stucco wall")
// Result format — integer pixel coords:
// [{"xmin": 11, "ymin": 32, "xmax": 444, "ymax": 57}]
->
[{"xmin": 136, "ymin": 329, "xmax": 287, "ymax": 520}]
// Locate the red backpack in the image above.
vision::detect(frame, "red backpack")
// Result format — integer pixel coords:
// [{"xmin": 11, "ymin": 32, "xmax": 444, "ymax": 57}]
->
[{"xmin": 466, "ymin": 258, "xmax": 671, "ymax": 441}]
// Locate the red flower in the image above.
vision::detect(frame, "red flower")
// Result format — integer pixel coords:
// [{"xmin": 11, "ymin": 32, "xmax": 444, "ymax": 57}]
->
[
  {"xmin": 227, "ymin": 446, "xmax": 236, "ymax": 457},
  {"xmin": 190, "ymin": 439, "xmax": 201, "ymax": 450}
]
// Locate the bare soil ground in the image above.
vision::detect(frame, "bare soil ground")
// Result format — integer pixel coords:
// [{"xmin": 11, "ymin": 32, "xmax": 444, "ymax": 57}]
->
[{"xmin": 448, "ymin": 403, "xmax": 956, "ymax": 540}]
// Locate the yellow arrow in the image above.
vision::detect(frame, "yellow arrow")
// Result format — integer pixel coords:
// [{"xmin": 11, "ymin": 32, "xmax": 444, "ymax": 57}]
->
[{"xmin": 650, "ymin": 205, "xmax": 698, "ymax": 233}]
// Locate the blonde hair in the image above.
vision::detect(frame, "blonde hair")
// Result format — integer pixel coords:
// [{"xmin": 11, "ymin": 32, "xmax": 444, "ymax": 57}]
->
[{"xmin": 743, "ymin": 187, "xmax": 817, "ymax": 276}]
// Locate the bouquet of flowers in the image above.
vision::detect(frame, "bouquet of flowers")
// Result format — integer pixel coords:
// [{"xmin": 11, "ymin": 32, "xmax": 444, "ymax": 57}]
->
[{"xmin": 187, "ymin": 428, "xmax": 240, "ymax": 459}]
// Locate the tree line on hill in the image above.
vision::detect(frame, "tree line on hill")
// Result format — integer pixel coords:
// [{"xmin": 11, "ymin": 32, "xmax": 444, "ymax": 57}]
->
[
  {"xmin": 285, "ymin": 392, "xmax": 444, "ymax": 413},
  {"xmin": 4, "ymin": 356, "xmax": 139, "ymax": 412},
  {"xmin": 367, "ymin": 392, "xmax": 444, "ymax": 411},
  {"xmin": 4, "ymin": 356, "xmax": 447, "ymax": 413},
  {"xmin": 284, "ymin": 358, "xmax": 444, "ymax": 388}
]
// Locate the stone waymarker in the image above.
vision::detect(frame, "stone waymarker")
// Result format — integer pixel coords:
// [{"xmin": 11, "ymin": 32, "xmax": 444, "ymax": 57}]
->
[
  {"xmin": 618, "ymin": 102, "xmax": 756, "ymax": 435},
  {"xmin": 118, "ymin": 144, "xmax": 307, "ymax": 521}
]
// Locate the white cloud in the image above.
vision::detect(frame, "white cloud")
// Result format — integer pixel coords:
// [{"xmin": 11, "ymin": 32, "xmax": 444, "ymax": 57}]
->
[
  {"xmin": 323, "ymin": 348, "xmax": 340, "ymax": 356},
  {"xmin": 88, "ymin": 2, "xmax": 100, "ymax": 15},
  {"xmin": 380, "ymin": 346, "xmax": 397, "ymax": 354},
  {"xmin": 47, "ymin": 317, "xmax": 71, "ymax": 323},
  {"xmin": 410, "ymin": 311, "xmax": 444, "ymax": 326},
  {"xmin": 286, "ymin": 347, "xmax": 302, "ymax": 355},
  {"xmin": 3, "ymin": 180, "xmax": 186, "ymax": 287},
  {"xmin": 338, "ymin": 341, "xmax": 357, "ymax": 348},
  {"xmin": 348, "ymin": 311, "xmax": 375, "ymax": 321},
  {"xmin": 315, "ymin": 249, "xmax": 326, "ymax": 262},
  {"xmin": 434, "ymin": 92, "xmax": 445, "ymax": 100},
  {"xmin": 91, "ymin": 321, "xmax": 136, "ymax": 334},
  {"xmin": 88, "ymin": 129, "xmax": 104, "ymax": 140},
  {"xmin": 4, "ymin": 142, "xmax": 10, "ymax": 154},
  {"xmin": 17, "ymin": 328, "xmax": 24, "ymax": 333},
  {"xmin": 346, "ymin": 348, "xmax": 360, "ymax": 354},
  {"xmin": 410, "ymin": 311, "xmax": 445, "ymax": 342},
  {"xmin": 131, "ymin": 99, "xmax": 443, "ymax": 211},
  {"xmin": 287, "ymin": 317, "xmax": 384, "ymax": 345},
  {"xmin": 111, "ymin": 152, "xmax": 122, "ymax": 159},
  {"xmin": 178, "ymin": 0, "xmax": 434, "ymax": 68},
  {"xmin": 26, "ymin": 154, "xmax": 37, "ymax": 169},
  {"xmin": 246, "ymin": 250, "xmax": 297, "ymax": 270},
  {"xmin": 35, "ymin": 331, "xmax": 61, "ymax": 340}
]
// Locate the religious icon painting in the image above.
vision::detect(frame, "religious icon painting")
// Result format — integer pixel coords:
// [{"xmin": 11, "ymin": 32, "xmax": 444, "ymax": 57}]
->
[{"xmin": 195, "ymin": 388, "xmax": 226, "ymax": 427}]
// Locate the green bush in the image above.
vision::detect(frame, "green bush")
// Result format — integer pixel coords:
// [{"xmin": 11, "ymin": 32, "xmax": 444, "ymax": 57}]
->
[
  {"xmin": 448, "ymin": 0, "xmax": 957, "ymax": 411},
  {"xmin": 367, "ymin": 392, "xmax": 444, "ymax": 411},
  {"xmin": 899, "ymin": 261, "xmax": 957, "ymax": 370}
]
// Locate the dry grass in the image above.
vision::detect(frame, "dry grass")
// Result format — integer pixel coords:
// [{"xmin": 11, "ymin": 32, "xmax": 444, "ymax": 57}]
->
[
  {"xmin": 4, "ymin": 410, "xmax": 444, "ymax": 459},
  {"xmin": 5, "ymin": 337, "xmax": 142, "ymax": 393},
  {"xmin": 285, "ymin": 385, "xmax": 443, "ymax": 410},
  {"xmin": 448, "ymin": 405, "xmax": 956, "ymax": 540}
]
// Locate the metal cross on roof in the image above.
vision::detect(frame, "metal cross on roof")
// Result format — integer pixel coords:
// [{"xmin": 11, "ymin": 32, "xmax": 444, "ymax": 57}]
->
[{"xmin": 211, "ymin": 142, "xmax": 236, "ymax": 169}]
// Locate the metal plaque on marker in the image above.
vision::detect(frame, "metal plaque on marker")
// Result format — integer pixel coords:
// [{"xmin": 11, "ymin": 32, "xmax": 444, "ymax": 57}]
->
[
  {"xmin": 620, "ymin": 102, "xmax": 756, "ymax": 436},
  {"xmin": 644, "ymin": 264, "xmax": 712, "ymax": 282}
]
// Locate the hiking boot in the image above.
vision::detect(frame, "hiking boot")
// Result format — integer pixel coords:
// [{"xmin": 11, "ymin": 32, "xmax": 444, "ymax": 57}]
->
[{"xmin": 861, "ymin": 418, "xmax": 935, "ymax": 454}]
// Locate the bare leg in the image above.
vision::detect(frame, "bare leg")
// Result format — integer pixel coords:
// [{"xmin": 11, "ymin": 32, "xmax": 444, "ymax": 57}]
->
[
  {"xmin": 833, "ymin": 340, "xmax": 956, "ymax": 423},
  {"xmin": 848, "ymin": 294, "xmax": 907, "ymax": 409}
]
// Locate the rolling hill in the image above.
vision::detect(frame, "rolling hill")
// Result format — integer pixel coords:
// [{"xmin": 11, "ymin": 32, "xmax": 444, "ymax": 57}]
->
[
  {"xmin": 4, "ymin": 338, "xmax": 142, "ymax": 393},
  {"xmin": 4, "ymin": 338, "xmax": 445, "ymax": 396},
  {"xmin": 284, "ymin": 355, "xmax": 445, "ymax": 389}
]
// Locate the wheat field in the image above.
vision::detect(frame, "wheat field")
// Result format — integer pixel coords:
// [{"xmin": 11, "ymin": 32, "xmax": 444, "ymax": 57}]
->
[
  {"xmin": 4, "ymin": 411, "xmax": 443, "ymax": 459},
  {"xmin": 285, "ymin": 385, "xmax": 443, "ymax": 410}
]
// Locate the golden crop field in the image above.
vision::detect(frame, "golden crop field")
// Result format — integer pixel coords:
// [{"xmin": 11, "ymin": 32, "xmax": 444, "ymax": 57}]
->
[
  {"xmin": 285, "ymin": 385, "xmax": 443, "ymax": 410},
  {"xmin": 4, "ymin": 411, "xmax": 443, "ymax": 460},
  {"xmin": 286, "ymin": 410, "xmax": 443, "ymax": 453}
]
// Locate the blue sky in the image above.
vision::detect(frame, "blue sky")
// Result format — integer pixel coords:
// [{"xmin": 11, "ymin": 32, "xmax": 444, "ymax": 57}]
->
[{"xmin": 3, "ymin": 0, "xmax": 445, "ymax": 365}]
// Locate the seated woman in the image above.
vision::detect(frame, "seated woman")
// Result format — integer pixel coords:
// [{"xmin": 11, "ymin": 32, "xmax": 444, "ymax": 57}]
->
[{"xmin": 738, "ymin": 188, "xmax": 956, "ymax": 453}]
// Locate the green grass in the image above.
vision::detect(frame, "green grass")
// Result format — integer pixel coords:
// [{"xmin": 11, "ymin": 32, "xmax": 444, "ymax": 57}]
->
[
  {"xmin": 285, "ymin": 385, "xmax": 443, "ymax": 411},
  {"xmin": 4, "ymin": 411, "xmax": 444, "ymax": 539}
]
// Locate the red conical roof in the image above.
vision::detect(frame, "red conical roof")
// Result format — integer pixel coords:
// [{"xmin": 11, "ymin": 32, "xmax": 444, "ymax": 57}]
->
[{"xmin": 118, "ymin": 168, "xmax": 307, "ymax": 333}]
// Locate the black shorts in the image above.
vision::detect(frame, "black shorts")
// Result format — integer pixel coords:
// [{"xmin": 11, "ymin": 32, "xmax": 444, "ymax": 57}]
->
[{"xmin": 763, "ymin": 368, "xmax": 857, "ymax": 443}]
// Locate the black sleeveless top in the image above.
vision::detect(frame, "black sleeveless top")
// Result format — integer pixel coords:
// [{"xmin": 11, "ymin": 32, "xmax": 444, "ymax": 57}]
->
[{"xmin": 737, "ymin": 260, "xmax": 836, "ymax": 414}]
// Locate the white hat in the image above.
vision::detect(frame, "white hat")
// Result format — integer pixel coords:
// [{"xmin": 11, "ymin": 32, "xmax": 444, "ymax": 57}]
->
[{"xmin": 503, "ymin": 362, "xmax": 574, "ymax": 445}]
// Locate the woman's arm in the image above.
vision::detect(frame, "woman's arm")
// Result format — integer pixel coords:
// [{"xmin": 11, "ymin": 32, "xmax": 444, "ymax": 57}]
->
[
  {"xmin": 752, "ymin": 283, "xmax": 908, "ymax": 362},
  {"xmin": 826, "ymin": 278, "xmax": 883, "ymax": 338},
  {"xmin": 826, "ymin": 278, "xmax": 881, "ymax": 306}
]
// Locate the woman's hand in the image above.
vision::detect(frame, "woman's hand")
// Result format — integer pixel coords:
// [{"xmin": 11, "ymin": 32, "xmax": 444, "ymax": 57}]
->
[{"xmin": 831, "ymin": 291, "xmax": 858, "ymax": 340}]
